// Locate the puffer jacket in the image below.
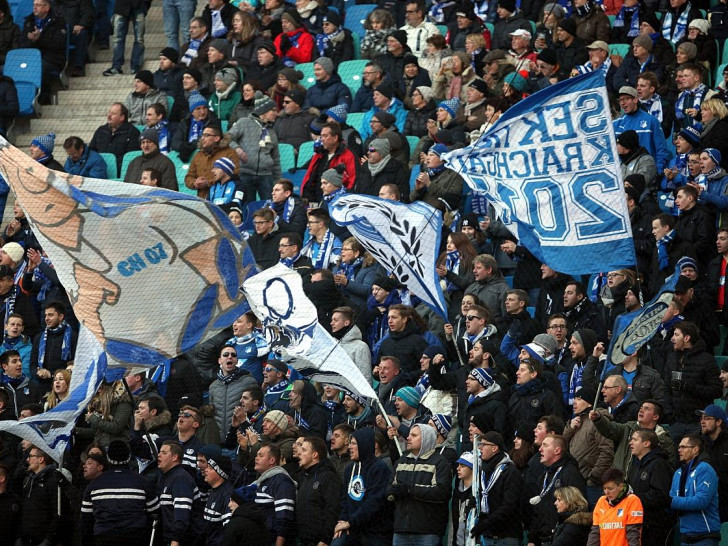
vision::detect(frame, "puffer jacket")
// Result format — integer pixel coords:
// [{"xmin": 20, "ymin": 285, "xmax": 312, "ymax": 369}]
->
[
  {"xmin": 665, "ymin": 339, "xmax": 722, "ymax": 423},
  {"xmin": 303, "ymin": 73, "xmax": 352, "ymax": 112},
  {"xmin": 670, "ymin": 454, "xmax": 721, "ymax": 537},
  {"xmin": 605, "ymin": 363, "xmax": 665, "ymax": 406},
  {"xmin": 125, "ymin": 88, "xmax": 168, "ymax": 125},
  {"xmin": 552, "ymin": 510, "xmax": 592, "ymax": 546},
  {"xmin": 563, "ymin": 410, "xmax": 615, "ymax": 486},
  {"xmin": 337, "ymin": 325, "xmax": 373, "ymax": 384},
  {"xmin": 209, "ymin": 367, "xmax": 258, "ymax": 443}
]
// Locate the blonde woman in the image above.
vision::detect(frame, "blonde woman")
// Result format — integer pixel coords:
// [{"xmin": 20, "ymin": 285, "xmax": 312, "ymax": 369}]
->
[
  {"xmin": 44, "ymin": 368, "xmax": 71, "ymax": 411},
  {"xmin": 84, "ymin": 379, "xmax": 133, "ymax": 448}
]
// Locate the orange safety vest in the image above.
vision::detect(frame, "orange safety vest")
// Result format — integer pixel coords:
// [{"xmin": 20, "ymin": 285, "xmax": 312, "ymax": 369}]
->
[{"xmin": 592, "ymin": 492, "xmax": 643, "ymax": 546}]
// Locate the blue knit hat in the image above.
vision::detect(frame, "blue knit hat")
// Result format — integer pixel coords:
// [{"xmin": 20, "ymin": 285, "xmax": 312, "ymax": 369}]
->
[
  {"xmin": 439, "ymin": 98, "xmax": 459, "ymax": 118},
  {"xmin": 344, "ymin": 390, "xmax": 367, "ymax": 406},
  {"xmin": 431, "ymin": 413, "xmax": 452, "ymax": 437},
  {"xmin": 429, "ymin": 143, "xmax": 449, "ymax": 157},
  {"xmin": 31, "ymin": 132, "xmax": 55, "ymax": 156},
  {"xmin": 677, "ymin": 256, "xmax": 698, "ymax": 273},
  {"xmin": 678, "ymin": 124, "xmax": 702, "ymax": 147},
  {"xmin": 395, "ymin": 386, "xmax": 421, "ymax": 408},
  {"xmin": 188, "ymin": 92, "xmax": 208, "ymax": 112},
  {"xmin": 213, "ymin": 157, "xmax": 235, "ymax": 178},
  {"xmin": 326, "ymin": 103, "xmax": 348, "ymax": 123},
  {"xmin": 705, "ymin": 148, "xmax": 722, "ymax": 166},
  {"xmin": 469, "ymin": 367, "xmax": 494, "ymax": 388}
]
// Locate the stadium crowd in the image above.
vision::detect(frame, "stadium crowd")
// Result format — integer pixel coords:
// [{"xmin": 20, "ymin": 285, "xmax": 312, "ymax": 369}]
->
[{"xmin": 3, "ymin": 0, "xmax": 728, "ymax": 544}]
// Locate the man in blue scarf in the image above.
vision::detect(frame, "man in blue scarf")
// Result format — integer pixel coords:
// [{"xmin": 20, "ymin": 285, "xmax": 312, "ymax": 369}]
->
[{"xmin": 30, "ymin": 301, "xmax": 76, "ymax": 388}]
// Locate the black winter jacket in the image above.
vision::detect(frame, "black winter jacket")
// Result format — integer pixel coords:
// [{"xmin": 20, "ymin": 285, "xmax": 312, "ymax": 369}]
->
[
  {"xmin": 355, "ymin": 157, "xmax": 409, "ymax": 201},
  {"xmin": 378, "ymin": 321, "xmax": 429, "ymax": 375},
  {"xmin": 508, "ymin": 379, "xmax": 563, "ymax": 436},
  {"xmin": 404, "ymin": 100, "xmax": 436, "ymax": 139},
  {"xmin": 665, "ymin": 339, "xmax": 722, "ymax": 423},
  {"xmin": 473, "ymin": 451, "xmax": 524, "ymax": 538},
  {"xmin": 551, "ymin": 510, "xmax": 592, "ymax": 546},
  {"xmin": 89, "ymin": 122, "xmax": 141, "ymax": 176},
  {"xmin": 627, "ymin": 447, "xmax": 675, "ymax": 529},
  {"xmin": 675, "ymin": 204, "xmax": 716, "ymax": 270},
  {"xmin": 21, "ymin": 464, "xmax": 71, "ymax": 544},
  {"xmin": 296, "ymin": 459, "xmax": 342, "ymax": 543},
  {"xmin": 19, "ymin": 11, "xmax": 66, "ymax": 69},
  {"xmin": 704, "ymin": 428, "xmax": 728, "ymax": 522}
]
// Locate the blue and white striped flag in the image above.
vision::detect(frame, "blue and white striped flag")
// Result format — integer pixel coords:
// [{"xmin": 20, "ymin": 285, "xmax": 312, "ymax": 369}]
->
[{"xmin": 444, "ymin": 71, "xmax": 637, "ymax": 275}]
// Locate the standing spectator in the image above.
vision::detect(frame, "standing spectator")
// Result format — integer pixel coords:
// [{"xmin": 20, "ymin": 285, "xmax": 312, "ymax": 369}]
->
[
  {"xmin": 56, "ymin": 0, "xmax": 94, "ymax": 77},
  {"xmin": 552, "ymin": 486, "xmax": 591, "ymax": 545},
  {"xmin": 508, "ymin": 359, "xmax": 563, "ymax": 436},
  {"xmin": 299, "ymin": 122, "xmax": 357, "ymax": 204},
  {"xmin": 102, "ymin": 0, "xmax": 147, "ymax": 76},
  {"xmin": 699, "ymin": 404, "xmax": 728, "ymax": 522},
  {"xmin": 201, "ymin": 0, "xmax": 236, "ymax": 39},
  {"xmin": 163, "ymin": 0, "xmax": 196, "ymax": 50},
  {"xmin": 30, "ymin": 301, "xmax": 77, "ymax": 385},
  {"xmin": 588, "ymin": 468, "xmax": 643, "ymax": 545},
  {"xmin": 198, "ymin": 444, "xmax": 234, "ymax": 546},
  {"xmin": 600, "ymin": 375, "xmax": 640, "ymax": 424},
  {"xmin": 329, "ymin": 306, "xmax": 373, "ymax": 382},
  {"xmin": 572, "ymin": 0, "xmax": 611, "ymax": 44},
  {"xmin": 465, "ymin": 254, "xmax": 509, "ymax": 327},
  {"xmin": 670, "ymin": 435, "xmax": 721, "ymax": 544},
  {"xmin": 661, "ymin": 0, "xmax": 700, "ymax": 45},
  {"xmin": 649, "ymin": 213, "xmax": 696, "ymax": 296},
  {"xmin": 89, "ymin": 103, "xmax": 141, "ymax": 177},
  {"xmin": 400, "ymin": 0, "xmax": 440, "ymax": 58},
  {"xmin": 209, "ymin": 345, "xmax": 258, "ymax": 443},
  {"xmin": 272, "ymin": 90, "xmax": 316, "ymax": 151},
  {"xmin": 248, "ymin": 208, "xmax": 283, "ymax": 270}
]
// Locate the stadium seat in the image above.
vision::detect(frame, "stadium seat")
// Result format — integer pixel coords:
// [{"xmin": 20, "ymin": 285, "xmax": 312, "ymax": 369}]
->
[
  {"xmin": 406, "ymin": 135, "xmax": 420, "ymax": 153},
  {"xmin": 609, "ymin": 43, "xmax": 630, "ymax": 58},
  {"xmin": 10, "ymin": 0, "xmax": 31, "ymax": 29},
  {"xmin": 119, "ymin": 150, "xmax": 143, "ymax": 181},
  {"xmin": 347, "ymin": 112, "xmax": 365, "ymax": 132},
  {"xmin": 297, "ymin": 62, "xmax": 316, "ymax": 89},
  {"xmin": 345, "ymin": 4, "xmax": 376, "ymax": 38},
  {"xmin": 297, "ymin": 141, "xmax": 315, "ymax": 168},
  {"xmin": 338, "ymin": 59, "xmax": 368, "ymax": 95},
  {"xmin": 168, "ymin": 150, "xmax": 197, "ymax": 194},
  {"xmin": 279, "ymin": 143, "xmax": 296, "ymax": 173},
  {"xmin": 436, "ymin": 24, "xmax": 448, "ymax": 36},
  {"xmin": 504, "ymin": 275, "xmax": 514, "ymax": 288},
  {"xmin": 166, "ymin": 95, "xmax": 174, "ymax": 115},
  {"xmin": 607, "ymin": 14, "xmax": 615, "ymax": 27},
  {"xmin": 351, "ymin": 32, "xmax": 361, "ymax": 60},
  {"xmin": 221, "ymin": 120, "xmax": 229, "ymax": 132},
  {"xmin": 409, "ymin": 164, "xmax": 420, "ymax": 191},
  {"xmin": 4, "ymin": 48, "xmax": 42, "ymax": 115},
  {"xmin": 14, "ymin": 81, "xmax": 37, "ymax": 116},
  {"xmin": 715, "ymin": 62, "xmax": 727, "ymax": 89},
  {"xmin": 99, "ymin": 153, "xmax": 118, "ymax": 180}
]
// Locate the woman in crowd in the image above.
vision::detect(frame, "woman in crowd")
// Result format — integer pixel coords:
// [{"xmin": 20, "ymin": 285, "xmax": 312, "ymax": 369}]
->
[
  {"xmin": 44, "ymin": 368, "xmax": 71, "ymax": 411},
  {"xmin": 333, "ymin": 238, "xmax": 384, "ymax": 312},
  {"xmin": 552, "ymin": 486, "xmax": 592, "ymax": 545},
  {"xmin": 360, "ymin": 9, "xmax": 397, "ymax": 60}
]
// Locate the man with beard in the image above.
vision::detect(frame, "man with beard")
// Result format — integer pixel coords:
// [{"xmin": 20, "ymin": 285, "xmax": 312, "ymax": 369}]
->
[
  {"xmin": 461, "ymin": 367, "xmax": 506, "ymax": 451},
  {"xmin": 183, "ymin": 122, "xmax": 238, "ymax": 198},
  {"xmin": 563, "ymin": 281, "xmax": 607, "ymax": 342},
  {"xmin": 352, "ymin": 62, "xmax": 386, "ymax": 113}
]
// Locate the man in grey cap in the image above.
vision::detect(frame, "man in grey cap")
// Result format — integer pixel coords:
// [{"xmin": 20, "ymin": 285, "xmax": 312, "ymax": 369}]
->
[
  {"xmin": 123, "ymin": 128, "xmax": 179, "ymax": 191},
  {"xmin": 202, "ymin": 38, "xmax": 234, "ymax": 96},
  {"xmin": 304, "ymin": 57, "xmax": 352, "ymax": 113},
  {"xmin": 356, "ymin": 138, "xmax": 409, "ymax": 201},
  {"xmin": 227, "ymin": 91, "xmax": 281, "ymax": 201},
  {"xmin": 612, "ymin": 34, "xmax": 663, "ymax": 89}
]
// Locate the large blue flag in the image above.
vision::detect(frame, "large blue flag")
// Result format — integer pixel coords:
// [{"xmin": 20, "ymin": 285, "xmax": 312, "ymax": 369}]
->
[{"xmin": 443, "ymin": 71, "xmax": 637, "ymax": 275}]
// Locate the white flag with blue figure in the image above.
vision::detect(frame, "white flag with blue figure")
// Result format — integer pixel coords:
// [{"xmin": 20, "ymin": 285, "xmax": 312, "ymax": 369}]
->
[
  {"xmin": 328, "ymin": 195, "xmax": 449, "ymax": 318},
  {"xmin": 243, "ymin": 264, "xmax": 377, "ymax": 401},
  {"xmin": 443, "ymin": 71, "xmax": 637, "ymax": 275},
  {"xmin": 0, "ymin": 326, "xmax": 105, "ymax": 463}
]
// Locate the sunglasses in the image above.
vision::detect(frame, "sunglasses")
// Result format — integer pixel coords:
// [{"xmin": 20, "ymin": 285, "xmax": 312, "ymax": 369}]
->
[
  {"xmin": 221, "ymin": 352, "xmax": 237, "ymax": 357},
  {"xmin": 180, "ymin": 412, "xmax": 196, "ymax": 419},
  {"xmin": 368, "ymin": 147, "xmax": 377, "ymax": 153},
  {"xmin": 466, "ymin": 315, "xmax": 483, "ymax": 321}
]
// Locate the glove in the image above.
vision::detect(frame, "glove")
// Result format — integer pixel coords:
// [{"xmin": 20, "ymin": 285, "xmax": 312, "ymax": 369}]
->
[
  {"xmin": 507, "ymin": 318, "xmax": 521, "ymax": 339},
  {"xmin": 390, "ymin": 483, "xmax": 412, "ymax": 499},
  {"xmin": 279, "ymin": 33, "xmax": 291, "ymax": 52},
  {"xmin": 470, "ymin": 518, "xmax": 488, "ymax": 538}
]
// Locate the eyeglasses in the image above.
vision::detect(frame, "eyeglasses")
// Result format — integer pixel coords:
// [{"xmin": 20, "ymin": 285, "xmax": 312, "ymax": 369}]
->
[
  {"xmin": 221, "ymin": 352, "xmax": 237, "ymax": 357},
  {"xmin": 279, "ymin": 243, "xmax": 295, "ymax": 247},
  {"xmin": 548, "ymin": 324, "xmax": 567, "ymax": 330},
  {"xmin": 606, "ymin": 273, "xmax": 625, "ymax": 278},
  {"xmin": 405, "ymin": 9, "xmax": 419, "ymax": 13},
  {"xmin": 465, "ymin": 315, "xmax": 483, "ymax": 321},
  {"xmin": 602, "ymin": 385, "xmax": 620, "ymax": 390},
  {"xmin": 342, "ymin": 247, "xmax": 354, "ymax": 251},
  {"xmin": 27, "ymin": 454, "xmax": 42, "ymax": 458},
  {"xmin": 201, "ymin": 133, "xmax": 217, "ymax": 137},
  {"xmin": 282, "ymin": 99, "xmax": 292, "ymax": 104},
  {"xmin": 252, "ymin": 220, "xmax": 270, "ymax": 225},
  {"xmin": 362, "ymin": 71, "xmax": 377, "ymax": 76},
  {"xmin": 478, "ymin": 442, "xmax": 497, "ymax": 447}
]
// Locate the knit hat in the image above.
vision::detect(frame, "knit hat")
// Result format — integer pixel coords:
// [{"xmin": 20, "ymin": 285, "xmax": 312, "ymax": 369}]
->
[
  {"xmin": 543, "ymin": 3, "xmax": 565, "ymax": 18},
  {"xmin": 286, "ymin": 89, "xmax": 306, "ymax": 106},
  {"xmin": 678, "ymin": 125, "xmax": 702, "ymax": 147},
  {"xmin": 106, "ymin": 440, "xmax": 131, "ymax": 466},
  {"xmin": 677, "ymin": 256, "xmax": 699, "ymax": 274},
  {"xmin": 504, "ymin": 72, "xmax": 527, "ymax": 92},
  {"xmin": 498, "ymin": 0, "xmax": 516, "ymax": 13},
  {"xmin": 572, "ymin": 328, "xmax": 598, "ymax": 357},
  {"xmin": 617, "ymin": 130, "xmax": 639, "ymax": 150},
  {"xmin": 160, "ymin": 47, "xmax": 179, "ymax": 63},
  {"xmin": 257, "ymin": 41, "xmax": 277, "ymax": 55},
  {"xmin": 705, "ymin": 147, "xmax": 722, "ymax": 166},
  {"xmin": 532, "ymin": 333, "xmax": 558, "ymax": 357},
  {"xmin": 439, "ymin": 97, "xmax": 459, "ymax": 117},
  {"xmin": 456, "ymin": 4, "xmax": 475, "ymax": 18},
  {"xmin": 688, "ymin": 18, "xmax": 710, "ymax": 34},
  {"xmin": 81, "ymin": 451, "xmax": 108, "ymax": 467},
  {"xmin": 282, "ymin": 8, "xmax": 302, "ymax": 26},
  {"xmin": 373, "ymin": 275, "xmax": 397, "ymax": 292},
  {"xmin": 469, "ymin": 367, "xmax": 494, "ymax": 388},
  {"xmin": 677, "ymin": 41, "xmax": 698, "ymax": 60},
  {"xmin": 374, "ymin": 81, "xmax": 395, "ymax": 99},
  {"xmin": 402, "ymin": 53, "xmax": 419, "ymax": 68},
  {"xmin": 314, "ymin": 56, "xmax": 334, "ymax": 75},
  {"xmin": 574, "ymin": 386, "xmax": 596, "ymax": 405},
  {"xmin": 514, "ymin": 423, "xmax": 535, "ymax": 444},
  {"xmin": 640, "ymin": 11, "xmax": 661, "ymax": 32},
  {"xmin": 322, "ymin": 166, "xmax": 344, "ymax": 187},
  {"xmin": 521, "ymin": 342, "xmax": 549, "ymax": 363},
  {"xmin": 322, "ymin": 10, "xmax": 342, "ymax": 27},
  {"xmin": 431, "ymin": 414, "xmax": 452, "ymax": 437},
  {"xmin": 264, "ymin": 409, "xmax": 289, "ymax": 431},
  {"xmin": 423, "ymin": 345, "xmax": 444, "ymax": 360},
  {"xmin": 135, "ymin": 70, "xmax": 155, "ymax": 88},
  {"xmin": 460, "ymin": 213, "xmax": 481, "ymax": 231},
  {"xmin": 183, "ymin": 68, "xmax": 202, "ymax": 84},
  {"xmin": 483, "ymin": 49, "xmax": 507, "ymax": 63},
  {"xmin": 482, "ymin": 430, "xmax": 505, "ymax": 451},
  {"xmin": 231, "ymin": 483, "xmax": 258, "ymax": 504},
  {"xmin": 368, "ymin": 138, "xmax": 390, "ymax": 156},
  {"xmin": 213, "ymin": 157, "xmax": 236, "ymax": 178},
  {"xmin": 456, "ymin": 451, "xmax": 474, "ymax": 468},
  {"xmin": 632, "ymin": 34, "xmax": 653, "ymax": 52},
  {"xmin": 252, "ymin": 91, "xmax": 276, "ymax": 116},
  {"xmin": 278, "ymin": 67, "xmax": 303, "ymax": 84},
  {"xmin": 209, "ymin": 38, "xmax": 229, "ymax": 56},
  {"xmin": 140, "ymin": 127, "xmax": 159, "ymax": 144},
  {"xmin": 625, "ymin": 185, "xmax": 641, "ymax": 203},
  {"xmin": 395, "ymin": 386, "xmax": 421, "ymax": 408},
  {"xmin": 471, "ymin": 413, "xmax": 491, "ymax": 433},
  {"xmin": 188, "ymin": 92, "xmax": 207, "ymax": 112},
  {"xmin": 479, "ymin": 339, "xmax": 500, "ymax": 358},
  {"xmin": 388, "ymin": 29, "xmax": 408, "ymax": 48},
  {"xmin": 344, "ymin": 390, "xmax": 366, "ymax": 406},
  {"xmin": 429, "ymin": 143, "xmax": 449, "ymax": 157},
  {"xmin": 267, "ymin": 360, "xmax": 288, "ymax": 373},
  {"xmin": 31, "ymin": 132, "xmax": 55, "ymax": 156},
  {"xmin": 416, "ymin": 85, "xmax": 434, "ymax": 103},
  {"xmin": 537, "ymin": 48, "xmax": 558, "ymax": 65},
  {"xmin": 557, "ymin": 17, "xmax": 577, "ymax": 36},
  {"xmin": 199, "ymin": 444, "xmax": 232, "ymax": 480},
  {"xmin": 372, "ymin": 111, "xmax": 396, "ymax": 128},
  {"xmin": 325, "ymin": 103, "xmax": 348, "ymax": 123},
  {"xmin": 624, "ymin": 173, "xmax": 646, "ymax": 194},
  {"xmin": 215, "ymin": 67, "xmax": 238, "ymax": 87},
  {"xmin": 1, "ymin": 242, "xmax": 23, "ymax": 265},
  {"xmin": 469, "ymin": 78, "xmax": 489, "ymax": 95},
  {"xmin": 618, "ymin": 86, "xmax": 638, "ymax": 99}
]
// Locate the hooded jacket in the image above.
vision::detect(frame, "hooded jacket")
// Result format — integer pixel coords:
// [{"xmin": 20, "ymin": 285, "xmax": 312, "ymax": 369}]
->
[
  {"xmin": 387, "ymin": 424, "xmax": 452, "ymax": 536},
  {"xmin": 340, "ymin": 428, "xmax": 394, "ymax": 536},
  {"xmin": 288, "ymin": 381, "xmax": 329, "ymax": 439}
]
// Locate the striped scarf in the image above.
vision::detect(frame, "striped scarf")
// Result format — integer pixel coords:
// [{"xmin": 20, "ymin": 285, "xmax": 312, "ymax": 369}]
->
[{"xmin": 37, "ymin": 321, "xmax": 73, "ymax": 368}]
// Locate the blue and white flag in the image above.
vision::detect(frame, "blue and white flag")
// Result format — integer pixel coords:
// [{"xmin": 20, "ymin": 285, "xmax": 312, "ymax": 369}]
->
[
  {"xmin": 0, "ymin": 326, "xmax": 105, "ymax": 463},
  {"xmin": 0, "ymin": 137, "xmax": 258, "ymax": 369},
  {"xmin": 243, "ymin": 264, "xmax": 377, "ymax": 401},
  {"xmin": 444, "ymin": 71, "xmax": 637, "ymax": 275},
  {"xmin": 328, "ymin": 195, "xmax": 448, "ymax": 318},
  {"xmin": 607, "ymin": 265, "xmax": 681, "ymax": 366}
]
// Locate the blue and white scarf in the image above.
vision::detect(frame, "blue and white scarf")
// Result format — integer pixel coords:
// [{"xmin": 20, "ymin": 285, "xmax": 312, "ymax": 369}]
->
[
  {"xmin": 34, "ymin": 15, "xmax": 50, "ymax": 32},
  {"xmin": 323, "ymin": 187, "xmax": 345, "ymax": 203},
  {"xmin": 472, "ymin": 0, "xmax": 491, "ymax": 22},
  {"xmin": 31, "ymin": 256, "xmax": 53, "ymax": 303},
  {"xmin": 568, "ymin": 362, "xmax": 585, "ymax": 405},
  {"xmin": 267, "ymin": 196, "xmax": 295, "ymax": 224},
  {"xmin": 151, "ymin": 121, "xmax": 169, "ymax": 154},
  {"xmin": 37, "ymin": 321, "xmax": 73, "ymax": 368},
  {"xmin": 302, "ymin": 230, "xmax": 337, "ymax": 269},
  {"xmin": 316, "ymin": 26, "xmax": 344, "ymax": 57},
  {"xmin": 282, "ymin": 31, "xmax": 305, "ymax": 67},
  {"xmin": 1, "ymin": 371, "xmax": 26, "ymax": 387},
  {"xmin": 427, "ymin": 164, "xmax": 447, "ymax": 178},
  {"xmin": 280, "ymin": 252, "xmax": 301, "ymax": 268},
  {"xmin": 480, "ymin": 455, "xmax": 514, "ymax": 514},
  {"xmin": 662, "ymin": 3, "xmax": 692, "ymax": 43},
  {"xmin": 656, "ymin": 229, "xmax": 676, "ymax": 270},
  {"xmin": 2, "ymin": 285, "xmax": 18, "ymax": 336},
  {"xmin": 429, "ymin": 0, "xmax": 457, "ymax": 22},
  {"xmin": 181, "ymin": 34, "xmax": 208, "ymax": 67},
  {"xmin": 641, "ymin": 94, "xmax": 663, "ymax": 122},
  {"xmin": 613, "ymin": 4, "xmax": 640, "ymax": 37},
  {"xmin": 188, "ymin": 118, "xmax": 204, "ymax": 143},
  {"xmin": 444, "ymin": 250, "xmax": 460, "ymax": 292},
  {"xmin": 339, "ymin": 256, "xmax": 363, "ymax": 281},
  {"xmin": 675, "ymin": 84, "xmax": 707, "ymax": 120}
]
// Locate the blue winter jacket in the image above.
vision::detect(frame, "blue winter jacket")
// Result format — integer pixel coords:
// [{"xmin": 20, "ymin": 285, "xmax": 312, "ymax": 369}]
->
[
  {"xmin": 360, "ymin": 97, "xmax": 408, "ymax": 140},
  {"xmin": 64, "ymin": 146, "xmax": 109, "ymax": 179},
  {"xmin": 670, "ymin": 457, "xmax": 721, "ymax": 536},
  {"xmin": 613, "ymin": 108, "xmax": 671, "ymax": 172},
  {"xmin": 303, "ymin": 73, "xmax": 352, "ymax": 112}
]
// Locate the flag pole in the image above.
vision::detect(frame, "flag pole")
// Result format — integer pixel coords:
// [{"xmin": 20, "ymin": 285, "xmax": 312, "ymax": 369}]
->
[{"xmin": 376, "ymin": 398, "xmax": 404, "ymax": 456}]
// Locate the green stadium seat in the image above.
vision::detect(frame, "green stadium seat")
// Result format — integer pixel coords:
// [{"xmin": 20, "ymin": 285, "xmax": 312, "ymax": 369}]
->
[
  {"xmin": 119, "ymin": 150, "xmax": 143, "ymax": 181},
  {"xmin": 298, "ymin": 62, "xmax": 316, "ymax": 89},
  {"xmin": 338, "ymin": 60, "xmax": 369, "ymax": 95},
  {"xmin": 279, "ymin": 143, "xmax": 296, "ymax": 173},
  {"xmin": 99, "ymin": 153, "xmax": 118, "ymax": 180},
  {"xmin": 168, "ymin": 150, "xmax": 197, "ymax": 194},
  {"xmin": 347, "ymin": 112, "xmax": 366, "ymax": 132},
  {"xmin": 609, "ymin": 43, "xmax": 630, "ymax": 58},
  {"xmin": 297, "ymin": 141, "xmax": 315, "ymax": 169}
]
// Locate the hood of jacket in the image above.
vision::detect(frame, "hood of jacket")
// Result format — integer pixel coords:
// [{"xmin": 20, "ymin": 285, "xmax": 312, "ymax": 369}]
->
[
  {"xmin": 352, "ymin": 427, "xmax": 376, "ymax": 464},
  {"xmin": 408, "ymin": 422, "xmax": 437, "ymax": 459}
]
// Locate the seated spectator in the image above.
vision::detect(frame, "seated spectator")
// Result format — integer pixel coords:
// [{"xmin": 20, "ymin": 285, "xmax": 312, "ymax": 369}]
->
[
  {"xmin": 0, "ymin": 0, "xmax": 18, "ymax": 69},
  {"xmin": 123, "ymin": 128, "xmax": 178, "ymax": 191},
  {"xmin": 304, "ymin": 57, "xmax": 352, "ymax": 113},
  {"xmin": 404, "ymin": 85, "xmax": 436, "ymax": 139},
  {"xmin": 432, "ymin": 51, "xmax": 480, "ymax": 102},
  {"xmin": 29, "ymin": 132, "xmax": 64, "ymax": 171},
  {"xmin": 699, "ymin": 99, "xmax": 728, "ymax": 170},
  {"xmin": 617, "ymin": 128, "xmax": 658, "ymax": 186},
  {"xmin": 361, "ymin": 9, "xmax": 397, "ymax": 60},
  {"xmin": 355, "ymin": 138, "xmax": 409, "ymax": 201},
  {"xmin": 491, "ymin": 0, "xmax": 532, "ymax": 50},
  {"xmin": 0, "ymin": 73, "xmax": 17, "ymax": 138},
  {"xmin": 180, "ymin": 17, "xmax": 212, "ymax": 71},
  {"xmin": 246, "ymin": 41, "xmax": 285, "ymax": 91},
  {"xmin": 201, "ymin": 0, "xmax": 236, "ymax": 39},
  {"xmin": 613, "ymin": 35, "xmax": 664, "ymax": 90},
  {"xmin": 172, "ymin": 92, "xmax": 221, "ymax": 163},
  {"xmin": 267, "ymin": 67, "xmax": 305, "ymax": 112},
  {"xmin": 361, "ymin": 82, "xmax": 408, "ymax": 140},
  {"xmin": 274, "ymin": 9, "xmax": 313, "ymax": 66},
  {"xmin": 19, "ymin": 0, "xmax": 66, "ymax": 103},
  {"xmin": 448, "ymin": 4, "xmax": 491, "ymax": 53},
  {"xmin": 183, "ymin": 123, "xmax": 238, "ymax": 199},
  {"xmin": 63, "ymin": 136, "xmax": 108, "ymax": 179},
  {"xmin": 375, "ymin": 30, "xmax": 413, "ymax": 83},
  {"xmin": 314, "ymin": 11, "xmax": 354, "ymax": 67},
  {"xmin": 229, "ymin": 80, "xmax": 262, "ymax": 124},
  {"xmin": 143, "ymin": 102, "xmax": 170, "ymax": 154},
  {"xmin": 508, "ymin": 29, "xmax": 536, "ymax": 71},
  {"xmin": 265, "ymin": 179, "xmax": 307, "ymax": 236},
  {"xmin": 418, "ymin": 34, "xmax": 453, "ymax": 81},
  {"xmin": 464, "ymin": 33, "xmax": 488, "ymax": 79},
  {"xmin": 124, "ymin": 71, "xmax": 167, "ymax": 125},
  {"xmin": 398, "ymin": 55, "xmax": 431, "ymax": 110},
  {"xmin": 678, "ymin": 19, "xmax": 718, "ymax": 74},
  {"xmin": 208, "ymin": 67, "xmax": 240, "ymax": 124},
  {"xmin": 553, "ymin": 18, "xmax": 588, "ymax": 79}
]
